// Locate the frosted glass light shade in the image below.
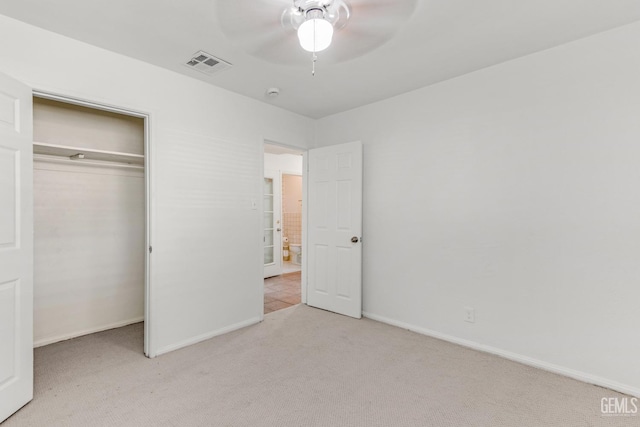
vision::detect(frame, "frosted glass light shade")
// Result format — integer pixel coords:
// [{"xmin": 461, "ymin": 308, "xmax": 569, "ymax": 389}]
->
[{"xmin": 297, "ymin": 18, "xmax": 334, "ymax": 52}]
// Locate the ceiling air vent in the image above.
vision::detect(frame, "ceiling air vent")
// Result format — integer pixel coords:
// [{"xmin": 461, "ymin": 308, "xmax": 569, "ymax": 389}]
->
[{"xmin": 184, "ymin": 51, "xmax": 232, "ymax": 75}]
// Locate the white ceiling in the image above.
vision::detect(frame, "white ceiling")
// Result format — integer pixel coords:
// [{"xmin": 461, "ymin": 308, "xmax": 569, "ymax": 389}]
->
[{"xmin": 1, "ymin": 1, "xmax": 639, "ymax": 119}]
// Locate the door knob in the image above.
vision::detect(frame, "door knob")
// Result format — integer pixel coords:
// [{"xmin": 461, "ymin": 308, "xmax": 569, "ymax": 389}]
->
[
  {"xmin": 277, "ymin": 228, "xmax": 282, "ymax": 232},
  {"xmin": 351, "ymin": 236, "xmax": 359, "ymax": 243}
]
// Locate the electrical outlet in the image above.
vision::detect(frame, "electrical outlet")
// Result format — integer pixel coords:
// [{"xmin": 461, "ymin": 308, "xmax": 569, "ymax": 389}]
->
[{"xmin": 464, "ymin": 307, "xmax": 475, "ymax": 323}]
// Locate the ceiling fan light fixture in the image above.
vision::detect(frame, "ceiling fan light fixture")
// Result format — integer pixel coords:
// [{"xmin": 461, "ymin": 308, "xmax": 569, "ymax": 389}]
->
[{"xmin": 297, "ymin": 9, "xmax": 334, "ymax": 53}]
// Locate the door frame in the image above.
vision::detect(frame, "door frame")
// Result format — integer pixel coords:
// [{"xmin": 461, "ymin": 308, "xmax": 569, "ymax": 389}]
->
[
  {"xmin": 260, "ymin": 139, "xmax": 308, "ymax": 320},
  {"xmin": 263, "ymin": 169, "xmax": 283, "ymax": 278},
  {"xmin": 31, "ymin": 90, "xmax": 154, "ymax": 357}
]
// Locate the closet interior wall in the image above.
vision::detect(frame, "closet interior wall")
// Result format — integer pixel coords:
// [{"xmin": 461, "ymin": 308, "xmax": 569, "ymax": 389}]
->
[{"xmin": 33, "ymin": 97, "xmax": 145, "ymax": 347}]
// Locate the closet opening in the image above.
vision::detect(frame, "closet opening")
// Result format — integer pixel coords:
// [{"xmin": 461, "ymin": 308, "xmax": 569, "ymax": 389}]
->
[
  {"xmin": 32, "ymin": 93, "xmax": 150, "ymax": 356},
  {"xmin": 263, "ymin": 142, "xmax": 305, "ymax": 315}
]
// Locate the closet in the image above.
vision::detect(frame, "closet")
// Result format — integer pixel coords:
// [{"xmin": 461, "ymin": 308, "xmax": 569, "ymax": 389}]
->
[{"xmin": 32, "ymin": 96, "xmax": 146, "ymax": 347}]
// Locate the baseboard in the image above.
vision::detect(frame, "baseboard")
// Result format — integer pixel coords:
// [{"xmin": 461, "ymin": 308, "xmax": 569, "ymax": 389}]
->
[
  {"xmin": 34, "ymin": 316, "xmax": 144, "ymax": 348},
  {"xmin": 154, "ymin": 317, "xmax": 261, "ymax": 357},
  {"xmin": 363, "ymin": 311, "xmax": 640, "ymax": 398}
]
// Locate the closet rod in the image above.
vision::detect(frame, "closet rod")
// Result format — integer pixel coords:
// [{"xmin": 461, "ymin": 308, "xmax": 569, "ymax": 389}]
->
[{"xmin": 33, "ymin": 154, "xmax": 144, "ymax": 170}]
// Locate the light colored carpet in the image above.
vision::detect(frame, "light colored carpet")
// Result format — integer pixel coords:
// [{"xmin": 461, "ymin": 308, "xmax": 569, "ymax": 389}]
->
[{"xmin": 4, "ymin": 305, "xmax": 635, "ymax": 426}]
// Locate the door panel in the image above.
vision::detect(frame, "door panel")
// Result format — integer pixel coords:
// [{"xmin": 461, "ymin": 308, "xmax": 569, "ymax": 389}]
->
[
  {"xmin": 263, "ymin": 170, "xmax": 282, "ymax": 278},
  {"xmin": 307, "ymin": 141, "xmax": 362, "ymax": 318},
  {"xmin": 0, "ymin": 147, "xmax": 17, "ymax": 245},
  {"xmin": 0, "ymin": 74, "xmax": 33, "ymax": 423}
]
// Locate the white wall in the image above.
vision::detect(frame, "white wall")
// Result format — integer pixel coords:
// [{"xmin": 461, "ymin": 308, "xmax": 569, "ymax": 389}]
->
[
  {"xmin": 264, "ymin": 153, "xmax": 303, "ymax": 174},
  {"xmin": 33, "ymin": 161, "xmax": 145, "ymax": 346},
  {"xmin": 0, "ymin": 15, "xmax": 314, "ymax": 356},
  {"xmin": 315, "ymin": 22, "xmax": 640, "ymax": 395}
]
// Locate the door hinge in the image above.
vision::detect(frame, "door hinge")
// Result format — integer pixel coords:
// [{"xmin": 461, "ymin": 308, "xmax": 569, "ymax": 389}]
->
[{"xmin": 149, "ymin": 246, "xmax": 152, "ymax": 254}]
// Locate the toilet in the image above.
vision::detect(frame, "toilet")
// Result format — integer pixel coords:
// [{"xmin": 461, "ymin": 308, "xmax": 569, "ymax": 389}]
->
[{"xmin": 289, "ymin": 244, "xmax": 302, "ymax": 265}]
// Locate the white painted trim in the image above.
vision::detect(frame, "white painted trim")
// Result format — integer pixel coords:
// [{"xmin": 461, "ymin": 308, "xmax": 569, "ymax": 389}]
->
[
  {"xmin": 154, "ymin": 317, "xmax": 261, "ymax": 356},
  {"xmin": 301, "ymin": 152, "xmax": 308, "ymax": 305},
  {"xmin": 259, "ymin": 139, "xmax": 266, "ymax": 322},
  {"xmin": 143, "ymin": 106, "xmax": 152, "ymax": 358},
  {"xmin": 34, "ymin": 317, "xmax": 144, "ymax": 348},
  {"xmin": 32, "ymin": 90, "xmax": 150, "ymax": 119},
  {"xmin": 363, "ymin": 311, "xmax": 640, "ymax": 398}
]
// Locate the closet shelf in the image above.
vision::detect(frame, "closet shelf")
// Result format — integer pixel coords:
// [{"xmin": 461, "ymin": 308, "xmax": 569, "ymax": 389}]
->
[{"xmin": 33, "ymin": 142, "xmax": 144, "ymax": 166}]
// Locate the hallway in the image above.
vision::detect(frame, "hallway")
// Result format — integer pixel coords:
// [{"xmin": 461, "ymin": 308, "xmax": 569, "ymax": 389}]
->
[{"xmin": 264, "ymin": 271, "xmax": 301, "ymax": 314}]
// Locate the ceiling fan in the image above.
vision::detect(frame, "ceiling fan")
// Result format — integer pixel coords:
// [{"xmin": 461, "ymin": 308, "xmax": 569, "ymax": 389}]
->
[{"xmin": 216, "ymin": 0, "xmax": 417, "ymax": 70}]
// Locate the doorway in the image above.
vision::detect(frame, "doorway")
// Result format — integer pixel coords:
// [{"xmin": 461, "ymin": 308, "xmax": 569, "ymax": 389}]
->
[
  {"xmin": 262, "ymin": 140, "xmax": 363, "ymax": 318},
  {"xmin": 263, "ymin": 142, "xmax": 305, "ymax": 314},
  {"xmin": 31, "ymin": 93, "xmax": 150, "ymax": 354}
]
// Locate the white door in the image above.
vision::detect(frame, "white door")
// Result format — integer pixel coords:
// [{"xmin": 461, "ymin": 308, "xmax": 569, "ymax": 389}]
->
[
  {"xmin": 0, "ymin": 74, "xmax": 34, "ymax": 422},
  {"xmin": 307, "ymin": 141, "xmax": 362, "ymax": 318},
  {"xmin": 263, "ymin": 170, "xmax": 282, "ymax": 278}
]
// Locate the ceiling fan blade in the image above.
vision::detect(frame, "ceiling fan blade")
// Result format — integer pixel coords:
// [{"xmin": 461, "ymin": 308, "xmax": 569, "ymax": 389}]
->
[
  {"xmin": 246, "ymin": 30, "xmax": 296, "ymax": 56},
  {"xmin": 216, "ymin": 0, "xmax": 309, "ymax": 64},
  {"xmin": 348, "ymin": 0, "xmax": 417, "ymax": 25},
  {"xmin": 344, "ymin": 19, "xmax": 399, "ymax": 36},
  {"xmin": 318, "ymin": 0, "xmax": 416, "ymax": 63},
  {"xmin": 216, "ymin": 0, "xmax": 294, "ymax": 37}
]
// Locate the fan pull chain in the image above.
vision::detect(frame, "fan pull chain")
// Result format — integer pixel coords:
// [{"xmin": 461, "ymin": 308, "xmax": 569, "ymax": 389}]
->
[
  {"xmin": 312, "ymin": 53, "xmax": 317, "ymax": 76},
  {"xmin": 312, "ymin": 18, "xmax": 317, "ymax": 76}
]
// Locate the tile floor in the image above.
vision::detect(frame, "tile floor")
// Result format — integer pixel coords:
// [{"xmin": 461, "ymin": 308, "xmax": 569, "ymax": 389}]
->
[{"xmin": 264, "ymin": 271, "xmax": 301, "ymax": 314}]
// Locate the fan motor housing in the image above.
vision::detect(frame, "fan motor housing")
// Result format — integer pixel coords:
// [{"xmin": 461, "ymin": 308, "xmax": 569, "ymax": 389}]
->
[{"xmin": 295, "ymin": 1, "xmax": 332, "ymax": 10}]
